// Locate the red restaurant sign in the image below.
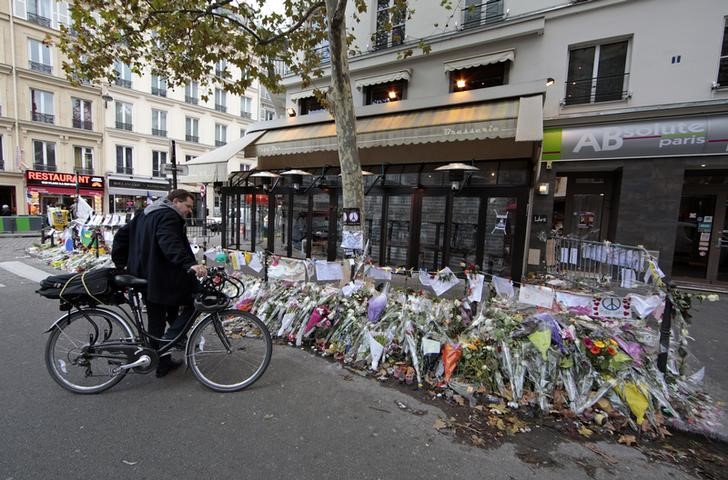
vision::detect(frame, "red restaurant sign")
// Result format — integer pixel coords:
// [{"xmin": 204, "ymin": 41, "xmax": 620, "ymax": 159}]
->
[{"xmin": 26, "ymin": 170, "xmax": 105, "ymax": 191}]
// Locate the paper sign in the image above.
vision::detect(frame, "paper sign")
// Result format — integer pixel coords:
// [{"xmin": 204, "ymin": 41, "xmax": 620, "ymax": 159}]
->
[
  {"xmin": 593, "ymin": 296, "xmax": 631, "ymax": 318},
  {"xmin": 431, "ymin": 267, "xmax": 460, "ymax": 296},
  {"xmin": 421, "ymin": 338, "xmax": 441, "ymax": 355},
  {"xmin": 555, "ymin": 291, "xmax": 593, "ymax": 309},
  {"xmin": 248, "ymin": 252, "xmax": 264, "ymax": 273},
  {"xmin": 230, "ymin": 251, "xmax": 241, "ymax": 270},
  {"xmin": 560, "ymin": 248, "xmax": 569, "ymax": 263},
  {"xmin": 620, "ymin": 268, "xmax": 636, "ymax": 288},
  {"xmin": 629, "ymin": 294, "xmax": 664, "ymax": 319},
  {"xmin": 341, "ymin": 281, "xmax": 363, "ymax": 297},
  {"xmin": 418, "ymin": 269, "xmax": 432, "ymax": 286},
  {"xmin": 492, "ymin": 276, "xmax": 515, "ymax": 298},
  {"xmin": 269, "ymin": 258, "xmax": 307, "ymax": 281},
  {"xmin": 315, "ymin": 260, "xmax": 344, "ymax": 281},
  {"xmin": 467, "ymin": 273, "xmax": 485, "ymax": 303},
  {"xmin": 518, "ymin": 284, "xmax": 554, "ymax": 309},
  {"xmin": 569, "ymin": 248, "xmax": 578, "ymax": 265},
  {"xmin": 367, "ymin": 266, "xmax": 392, "ymax": 280},
  {"xmin": 341, "ymin": 230, "xmax": 364, "ymax": 250}
]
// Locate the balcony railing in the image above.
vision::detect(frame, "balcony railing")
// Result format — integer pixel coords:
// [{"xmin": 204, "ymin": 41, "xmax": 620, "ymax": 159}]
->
[
  {"xmin": 114, "ymin": 77, "xmax": 132, "ymax": 88},
  {"xmin": 116, "ymin": 167, "xmax": 133, "ymax": 175},
  {"xmin": 151, "ymin": 86, "xmax": 167, "ymax": 97},
  {"xmin": 215, "ymin": 104, "xmax": 227, "ymax": 113},
  {"xmin": 186, "ymin": 134, "xmax": 199, "ymax": 143},
  {"xmin": 29, "ymin": 61, "xmax": 52, "ymax": 74},
  {"xmin": 116, "ymin": 121, "xmax": 133, "ymax": 131},
  {"xmin": 72, "ymin": 118, "xmax": 93, "ymax": 130},
  {"xmin": 74, "ymin": 168, "xmax": 94, "ymax": 175},
  {"xmin": 240, "ymin": 111, "xmax": 252, "ymax": 119},
  {"xmin": 373, "ymin": 26, "xmax": 405, "ymax": 51},
  {"xmin": 185, "ymin": 95, "xmax": 198, "ymax": 105},
  {"xmin": 215, "ymin": 140, "xmax": 227, "ymax": 147},
  {"xmin": 33, "ymin": 163, "xmax": 57, "ymax": 172},
  {"xmin": 152, "ymin": 128, "xmax": 167, "ymax": 137},
  {"xmin": 461, "ymin": 0, "xmax": 505, "ymax": 30},
  {"xmin": 564, "ymin": 73, "xmax": 630, "ymax": 105},
  {"xmin": 27, "ymin": 12, "xmax": 52, "ymax": 28},
  {"xmin": 313, "ymin": 45, "xmax": 331, "ymax": 65},
  {"xmin": 31, "ymin": 112, "xmax": 54, "ymax": 124},
  {"xmin": 152, "ymin": 170, "xmax": 163, "ymax": 177}
]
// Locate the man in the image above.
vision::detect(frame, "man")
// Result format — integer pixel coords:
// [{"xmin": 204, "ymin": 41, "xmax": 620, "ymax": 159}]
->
[
  {"xmin": 112, "ymin": 189, "xmax": 207, "ymax": 377},
  {"xmin": 0, "ymin": 204, "xmax": 11, "ymax": 216}
]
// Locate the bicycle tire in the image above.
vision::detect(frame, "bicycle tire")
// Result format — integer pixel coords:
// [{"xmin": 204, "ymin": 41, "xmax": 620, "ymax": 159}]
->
[
  {"xmin": 45, "ymin": 308, "xmax": 134, "ymax": 394},
  {"xmin": 187, "ymin": 309, "xmax": 272, "ymax": 392}
]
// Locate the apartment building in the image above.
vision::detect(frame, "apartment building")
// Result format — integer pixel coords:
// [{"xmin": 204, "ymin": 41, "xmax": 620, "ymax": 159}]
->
[
  {"xmin": 227, "ymin": 0, "xmax": 728, "ymax": 286},
  {"xmin": 0, "ymin": 0, "xmax": 269, "ymax": 217}
]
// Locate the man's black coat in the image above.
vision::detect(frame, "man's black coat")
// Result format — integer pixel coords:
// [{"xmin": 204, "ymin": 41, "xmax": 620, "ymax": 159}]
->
[{"xmin": 112, "ymin": 200, "xmax": 197, "ymax": 306}]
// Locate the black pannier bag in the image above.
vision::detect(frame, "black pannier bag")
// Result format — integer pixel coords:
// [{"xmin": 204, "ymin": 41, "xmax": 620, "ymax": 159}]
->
[{"xmin": 37, "ymin": 268, "xmax": 123, "ymax": 305}]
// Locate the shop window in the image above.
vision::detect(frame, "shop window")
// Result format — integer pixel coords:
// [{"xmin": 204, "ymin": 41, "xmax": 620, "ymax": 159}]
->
[
  {"xmin": 116, "ymin": 145, "xmax": 132, "ymax": 174},
  {"xmin": 565, "ymin": 40, "xmax": 630, "ymax": 105},
  {"xmin": 364, "ymin": 80, "xmax": 407, "ymax": 105},
  {"xmin": 461, "ymin": 0, "xmax": 504, "ymax": 30},
  {"xmin": 73, "ymin": 146, "xmax": 93, "ymax": 174},
  {"xmin": 152, "ymin": 150, "xmax": 167, "ymax": 177},
  {"xmin": 33, "ymin": 140, "xmax": 56, "ymax": 171},
  {"xmin": 449, "ymin": 62, "xmax": 507, "ymax": 92},
  {"xmin": 151, "ymin": 109, "xmax": 167, "ymax": 137},
  {"xmin": 30, "ymin": 88, "xmax": 54, "ymax": 124},
  {"xmin": 299, "ymin": 96, "xmax": 325, "ymax": 115},
  {"xmin": 71, "ymin": 98, "xmax": 92, "ymax": 130},
  {"xmin": 115, "ymin": 101, "xmax": 133, "ymax": 131},
  {"xmin": 114, "ymin": 60, "xmax": 132, "ymax": 88},
  {"xmin": 373, "ymin": 0, "xmax": 405, "ymax": 51},
  {"xmin": 28, "ymin": 38, "xmax": 52, "ymax": 74},
  {"xmin": 718, "ymin": 20, "xmax": 728, "ymax": 86}
]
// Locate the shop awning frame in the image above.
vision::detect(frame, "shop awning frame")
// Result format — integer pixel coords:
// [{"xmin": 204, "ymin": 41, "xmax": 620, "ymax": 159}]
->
[
  {"xmin": 443, "ymin": 49, "xmax": 515, "ymax": 72},
  {"xmin": 354, "ymin": 70, "xmax": 412, "ymax": 89}
]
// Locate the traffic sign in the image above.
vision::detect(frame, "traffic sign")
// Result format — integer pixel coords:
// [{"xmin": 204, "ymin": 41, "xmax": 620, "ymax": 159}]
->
[{"xmin": 163, "ymin": 164, "xmax": 189, "ymax": 175}]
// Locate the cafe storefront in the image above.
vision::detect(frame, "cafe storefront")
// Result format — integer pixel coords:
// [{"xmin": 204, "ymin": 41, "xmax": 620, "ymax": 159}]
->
[
  {"xmin": 25, "ymin": 169, "xmax": 105, "ymax": 215},
  {"xmin": 106, "ymin": 174, "xmax": 171, "ymax": 214},
  {"xmin": 221, "ymin": 93, "xmax": 545, "ymax": 280},
  {"xmin": 529, "ymin": 113, "xmax": 728, "ymax": 285}
]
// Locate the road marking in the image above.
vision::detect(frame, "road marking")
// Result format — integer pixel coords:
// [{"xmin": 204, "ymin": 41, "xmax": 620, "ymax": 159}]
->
[{"xmin": 0, "ymin": 261, "xmax": 49, "ymax": 283}]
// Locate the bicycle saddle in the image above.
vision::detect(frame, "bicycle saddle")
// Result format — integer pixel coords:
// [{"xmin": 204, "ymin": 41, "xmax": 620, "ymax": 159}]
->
[{"xmin": 113, "ymin": 275, "xmax": 148, "ymax": 288}]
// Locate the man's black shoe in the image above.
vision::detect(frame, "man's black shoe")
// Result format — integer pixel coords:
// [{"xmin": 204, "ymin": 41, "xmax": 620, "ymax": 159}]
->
[{"xmin": 156, "ymin": 355, "xmax": 183, "ymax": 378}]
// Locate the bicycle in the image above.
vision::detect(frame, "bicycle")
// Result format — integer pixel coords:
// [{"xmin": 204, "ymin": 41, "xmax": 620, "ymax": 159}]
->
[{"xmin": 42, "ymin": 266, "xmax": 272, "ymax": 394}]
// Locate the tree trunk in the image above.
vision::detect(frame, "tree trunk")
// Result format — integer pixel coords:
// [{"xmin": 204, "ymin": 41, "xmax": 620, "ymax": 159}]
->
[{"xmin": 326, "ymin": 0, "xmax": 365, "ymax": 251}]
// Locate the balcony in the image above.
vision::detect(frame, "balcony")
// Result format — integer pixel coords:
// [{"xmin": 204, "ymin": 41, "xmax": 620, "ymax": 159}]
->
[
  {"xmin": 72, "ymin": 118, "xmax": 93, "ymax": 130},
  {"xmin": 152, "ymin": 128, "xmax": 167, "ymax": 137},
  {"xmin": 27, "ymin": 12, "xmax": 52, "ymax": 28},
  {"xmin": 215, "ymin": 140, "xmax": 227, "ymax": 147},
  {"xmin": 116, "ymin": 167, "xmax": 133, "ymax": 175},
  {"xmin": 29, "ymin": 61, "xmax": 52, "ymax": 74},
  {"xmin": 33, "ymin": 163, "xmax": 57, "ymax": 172},
  {"xmin": 186, "ymin": 134, "xmax": 199, "ymax": 143},
  {"xmin": 151, "ymin": 86, "xmax": 167, "ymax": 97},
  {"xmin": 373, "ymin": 26, "xmax": 405, "ymax": 51},
  {"xmin": 185, "ymin": 95, "xmax": 198, "ymax": 105},
  {"xmin": 564, "ymin": 73, "xmax": 630, "ymax": 106},
  {"xmin": 461, "ymin": 0, "xmax": 505, "ymax": 30},
  {"xmin": 114, "ymin": 77, "xmax": 132, "ymax": 88},
  {"xmin": 31, "ymin": 112, "xmax": 54, "ymax": 124},
  {"xmin": 240, "ymin": 111, "xmax": 252, "ymax": 119},
  {"xmin": 313, "ymin": 45, "xmax": 331, "ymax": 65},
  {"xmin": 215, "ymin": 104, "xmax": 227, "ymax": 113},
  {"xmin": 116, "ymin": 121, "xmax": 133, "ymax": 131}
]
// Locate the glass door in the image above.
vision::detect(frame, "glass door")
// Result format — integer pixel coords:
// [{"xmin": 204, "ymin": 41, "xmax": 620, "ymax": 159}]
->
[
  {"xmin": 383, "ymin": 194, "xmax": 412, "ymax": 267},
  {"xmin": 672, "ymin": 195, "xmax": 716, "ymax": 279},
  {"xmin": 481, "ymin": 196, "xmax": 518, "ymax": 276}
]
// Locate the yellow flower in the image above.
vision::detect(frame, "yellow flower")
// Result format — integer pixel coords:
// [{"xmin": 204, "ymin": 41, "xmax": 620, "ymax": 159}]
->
[
  {"xmin": 594, "ymin": 340, "xmax": 606, "ymax": 349},
  {"xmin": 609, "ymin": 338, "xmax": 618, "ymax": 347}
]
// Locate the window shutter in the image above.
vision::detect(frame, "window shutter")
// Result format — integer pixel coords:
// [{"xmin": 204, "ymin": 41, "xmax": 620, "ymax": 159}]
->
[{"xmin": 13, "ymin": 0, "xmax": 27, "ymax": 20}]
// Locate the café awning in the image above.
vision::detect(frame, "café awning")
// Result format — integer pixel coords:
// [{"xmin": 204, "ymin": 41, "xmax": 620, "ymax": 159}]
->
[
  {"xmin": 354, "ymin": 70, "xmax": 412, "ymax": 89},
  {"xmin": 182, "ymin": 130, "xmax": 265, "ymax": 182},
  {"xmin": 245, "ymin": 96, "xmax": 542, "ymax": 158},
  {"xmin": 443, "ymin": 50, "xmax": 515, "ymax": 72}
]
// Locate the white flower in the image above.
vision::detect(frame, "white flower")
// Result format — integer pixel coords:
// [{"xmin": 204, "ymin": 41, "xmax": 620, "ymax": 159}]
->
[{"xmin": 707, "ymin": 294, "xmax": 720, "ymax": 302}]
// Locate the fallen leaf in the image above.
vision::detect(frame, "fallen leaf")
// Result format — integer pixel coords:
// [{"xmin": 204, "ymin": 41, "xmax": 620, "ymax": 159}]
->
[
  {"xmin": 433, "ymin": 418, "xmax": 448, "ymax": 430},
  {"xmin": 122, "ymin": 460, "xmax": 138, "ymax": 466},
  {"xmin": 578, "ymin": 426, "xmax": 594, "ymax": 438},
  {"xmin": 263, "ymin": 414, "xmax": 274, "ymax": 420},
  {"xmin": 470, "ymin": 434, "xmax": 486, "ymax": 447},
  {"xmin": 618, "ymin": 434, "xmax": 637, "ymax": 446},
  {"xmin": 453, "ymin": 394, "xmax": 465, "ymax": 406},
  {"xmin": 596, "ymin": 398, "xmax": 613, "ymax": 413}
]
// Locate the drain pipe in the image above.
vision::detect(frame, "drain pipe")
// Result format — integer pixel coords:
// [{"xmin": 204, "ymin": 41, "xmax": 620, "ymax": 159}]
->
[{"xmin": 9, "ymin": 0, "xmax": 23, "ymax": 212}]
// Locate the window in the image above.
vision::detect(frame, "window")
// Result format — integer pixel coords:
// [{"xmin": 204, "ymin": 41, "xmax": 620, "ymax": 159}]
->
[
  {"xmin": 114, "ymin": 60, "xmax": 132, "ymax": 88},
  {"xmin": 565, "ymin": 40, "xmax": 629, "ymax": 105},
  {"xmin": 719, "ymin": 20, "xmax": 728, "ymax": 86},
  {"xmin": 363, "ymin": 80, "xmax": 407, "ymax": 105},
  {"xmin": 215, "ymin": 123, "xmax": 227, "ymax": 146},
  {"xmin": 28, "ymin": 38, "xmax": 51, "ymax": 74},
  {"xmin": 299, "ymin": 96, "xmax": 326, "ymax": 114},
  {"xmin": 115, "ymin": 101, "xmax": 133, "ymax": 130},
  {"xmin": 374, "ymin": 0, "xmax": 405, "ymax": 50},
  {"xmin": 261, "ymin": 85, "xmax": 272, "ymax": 101},
  {"xmin": 152, "ymin": 151, "xmax": 167, "ymax": 177},
  {"xmin": 240, "ymin": 163, "xmax": 250, "ymax": 171},
  {"xmin": 462, "ymin": 0, "xmax": 504, "ymax": 29},
  {"xmin": 72, "ymin": 98, "xmax": 92, "ymax": 130},
  {"xmin": 73, "ymin": 146, "xmax": 93, "ymax": 174},
  {"xmin": 240, "ymin": 96, "xmax": 253, "ymax": 118},
  {"xmin": 185, "ymin": 117, "xmax": 199, "ymax": 143},
  {"xmin": 263, "ymin": 109, "xmax": 275, "ymax": 121},
  {"xmin": 240, "ymin": 128, "xmax": 246, "ymax": 138},
  {"xmin": 33, "ymin": 140, "xmax": 56, "ymax": 171},
  {"xmin": 30, "ymin": 89, "xmax": 54, "ymax": 123},
  {"xmin": 26, "ymin": 0, "xmax": 52, "ymax": 27},
  {"xmin": 0, "ymin": 136, "xmax": 4, "ymax": 170},
  {"xmin": 116, "ymin": 145, "xmax": 133, "ymax": 174},
  {"xmin": 151, "ymin": 74, "xmax": 167, "ymax": 96},
  {"xmin": 449, "ymin": 63, "xmax": 507, "ymax": 92},
  {"xmin": 185, "ymin": 81, "xmax": 198, "ymax": 104},
  {"xmin": 215, "ymin": 60, "xmax": 227, "ymax": 77},
  {"xmin": 185, "ymin": 154, "xmax": 197, "ymax": 162},
  {"xmin": 215, "ymin": 88, "xmax": 226, "ymax": 112},
  {"xmin": 151, "ymin": 109, "xmax": 167, "ymax": 137}
]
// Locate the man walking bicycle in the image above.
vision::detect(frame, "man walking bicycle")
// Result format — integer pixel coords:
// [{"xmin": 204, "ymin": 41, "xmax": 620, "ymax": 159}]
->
[{"xmin": 112, "ymin": 189, "xmax": 207, "ymax": 377}]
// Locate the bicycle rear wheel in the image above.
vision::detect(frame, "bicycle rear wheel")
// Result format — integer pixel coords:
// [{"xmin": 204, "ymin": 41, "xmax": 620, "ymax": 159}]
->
[
  {"xmin": 45, "ymin": 308, "xmax": 134, "ymax": 394},
  {"xmin": 187, "ymin": 310, "xmax": 272, "ymax": 392}
]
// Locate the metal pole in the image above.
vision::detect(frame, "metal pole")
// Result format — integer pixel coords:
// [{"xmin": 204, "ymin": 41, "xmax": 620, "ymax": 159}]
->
[
  {"xmin": 656, "ymin": 295, "xmax": 673, "ymax": 373},
  {"xmin": 170, "ymin": 139, "xmax": 178, "ymax": 190}
]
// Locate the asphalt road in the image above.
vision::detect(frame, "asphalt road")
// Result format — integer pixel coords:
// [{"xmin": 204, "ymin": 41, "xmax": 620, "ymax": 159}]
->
[{"xmin": 0, "ymin": 237, "xmax": 705, "ymax": 479}]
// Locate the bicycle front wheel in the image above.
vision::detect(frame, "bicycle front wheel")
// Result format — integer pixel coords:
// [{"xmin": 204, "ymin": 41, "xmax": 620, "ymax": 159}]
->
[
  {"xmin": 45, "ymin": 308, "xmax": 134, "ymax": 394},
  {"xmin": 187, "ymin": 310, "xmax": 272, "ymax": 392}
]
